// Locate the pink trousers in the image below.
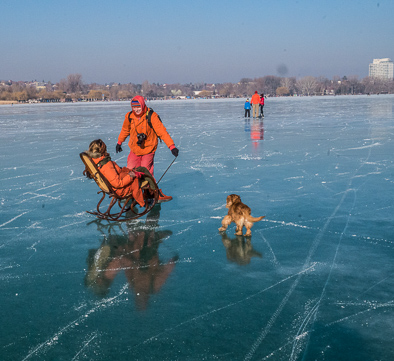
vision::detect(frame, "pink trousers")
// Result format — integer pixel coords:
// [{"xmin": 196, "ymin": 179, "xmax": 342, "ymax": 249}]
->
[{"xmin": 127, "ymin": 152, "xmax": 155, "ymax": 176}]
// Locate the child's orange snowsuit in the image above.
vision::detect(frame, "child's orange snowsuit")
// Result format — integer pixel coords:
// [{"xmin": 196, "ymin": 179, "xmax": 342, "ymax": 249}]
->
[{"xmin": 92, "ymin": 156, "xmax": 145, "ymax": 207}]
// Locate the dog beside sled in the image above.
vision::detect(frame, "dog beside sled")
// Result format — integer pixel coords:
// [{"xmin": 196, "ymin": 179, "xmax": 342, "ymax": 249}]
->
[{"xmin": 218, "ymin": 194, "xmax": 265, "ymax": 237}]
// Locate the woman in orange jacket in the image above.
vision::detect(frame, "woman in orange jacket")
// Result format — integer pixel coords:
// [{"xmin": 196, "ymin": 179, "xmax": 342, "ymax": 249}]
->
[
  {"xmin": 87, "ymin": 139, "xmax": 145, "ymax": 207},
  {"xmin": 115, "ymin": 95, "xmax": 179, "ymax": 202}
]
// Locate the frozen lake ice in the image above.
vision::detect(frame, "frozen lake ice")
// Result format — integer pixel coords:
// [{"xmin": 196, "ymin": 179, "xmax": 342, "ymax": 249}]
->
[{"xmin": 1, "ymin": 96, "xmax": 394, "ymax": 360}]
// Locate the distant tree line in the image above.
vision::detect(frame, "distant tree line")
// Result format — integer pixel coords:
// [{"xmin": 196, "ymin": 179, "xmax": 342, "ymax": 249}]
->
[{"xmin": 1, "ymin": 73, "xmax": 394, "ymax": 103}]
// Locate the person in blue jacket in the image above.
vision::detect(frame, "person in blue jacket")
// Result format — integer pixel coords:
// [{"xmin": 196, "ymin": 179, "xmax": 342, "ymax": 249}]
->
[{"xmin": 244, "ymin": 99, "xmax": 251, "ymax": 118}]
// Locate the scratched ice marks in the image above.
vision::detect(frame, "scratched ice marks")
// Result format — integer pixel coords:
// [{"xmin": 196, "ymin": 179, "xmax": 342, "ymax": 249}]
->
[{"xmin": 1, "ymin": 96, "xmax": 394, "ymax": 360}]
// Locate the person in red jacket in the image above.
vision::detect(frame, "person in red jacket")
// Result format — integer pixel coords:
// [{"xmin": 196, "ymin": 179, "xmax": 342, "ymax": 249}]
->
[
  {"xmin": 259, "ymin": 93, "xmax": 265, "ymax": 117},
  {"xmin": 87, "ymin": 139, "xmax": 145, "ymax": 207},
  {"xmin": 250, "ymin": 91, "xmax": 260, "ymax": 118},
  {"xmin": 116, "ymin": 95, "xmax": 179, "ymax": 202}
]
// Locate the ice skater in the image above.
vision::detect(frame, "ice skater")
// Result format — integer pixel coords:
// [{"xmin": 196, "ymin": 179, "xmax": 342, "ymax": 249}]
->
[
  {"xmin": 244, "ymin": 98, "xmax": 251, "ymax": 117},
  {"xmin": 259, "ymin": 93, "xmax": 265, "ymax": 117},
  {"xmin": 251, "ymin": 91, "xmax": 260, "ymax": 118}
]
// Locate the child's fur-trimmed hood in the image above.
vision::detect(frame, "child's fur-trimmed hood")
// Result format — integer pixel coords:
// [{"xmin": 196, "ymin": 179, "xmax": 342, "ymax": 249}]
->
[{"xmin": 86, "ymin": 150, "xmax": 103, "ymax": 159}]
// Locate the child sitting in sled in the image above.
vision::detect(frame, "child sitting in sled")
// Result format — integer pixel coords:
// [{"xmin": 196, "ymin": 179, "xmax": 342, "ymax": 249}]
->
[{"xmin": 85, "ymin": 139, "xmax": 149, "ymax": 207}]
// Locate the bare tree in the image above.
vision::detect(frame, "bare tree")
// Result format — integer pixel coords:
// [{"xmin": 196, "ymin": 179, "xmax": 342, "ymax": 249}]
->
[
  {"xmin": 109, "ymin": 86, "xmax": 119, "ymax": 100},
  {"xmin": 296, "ymin": 76, "xmax": 318, "ymax": 96},
  {"xmin": 66, "ymin": 73, "xmax": 84, "ymax": 93},
  {"xmin": 246, "ymin": 82, "xmax": 257, "ymax": 96},
  {"xmin": 260, "ymin": 76, "xmax": 281, "ymax": 96},
  {"xmin": 87, "ymin": 90, "xmax": 103, "ymax": 100},
  {"xmin": 25, "ymin": 85, "xmax": 38, "ymax": 99},
  {"xmin": 314, "ymin": 76, "xmax": 331, "ymax": 95},
  {"xmin": 254, "ymin": 77, "xmax": 265, "ymax": 92},
  {"xmin": 58, "ymin": 78, "xmax": 68, "ymax": 92},
  {"xmin": 218, "ymin": 83, "xmax": 234, "ymax": 97},
  {"xmin": 276, "ymin": 86, "xmax": 290, "ymax": 96},
  {"xmin": 237, "ymin": 78, "xmax": 252, "ymax": 96},
  {"xmin": 346, "ymin": 76, "xmax": 364, "ymax": 94},
  {"xmin": 45, "ymin": 81, "xmax": 53, "ymax": 92},
  {"xmin": 15, "ymin": 91, "xmax": 28, "ymax": 101},
  {"xmin": 141, "ymin": 80, "xmax": 151, "ymax": 96},
  {"xmin": 281, "ymin": 77, "xmax": 296, "ymax": 94},
  {"xmin": 118, "ymin": 90, "xmax": 133, "ymax": 100}
]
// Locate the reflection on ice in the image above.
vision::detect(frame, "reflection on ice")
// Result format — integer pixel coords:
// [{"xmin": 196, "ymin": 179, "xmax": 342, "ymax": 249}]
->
[
  {"xmin": 250, "ymin": 119, "xmax": 264, "ymax": 141},
  {"xmin": 221, "ymin": 233, "xmax": 263, "ymax": 265},
  {"xmin": 244, "ymin": 118, "xmax": 265, "ymax": 156},
  {"xmin": 85, "ymin": 205, "xmax": 178, "ymax": 310}
]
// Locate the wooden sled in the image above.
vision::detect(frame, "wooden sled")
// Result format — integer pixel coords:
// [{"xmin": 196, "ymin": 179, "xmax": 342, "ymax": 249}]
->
[{"xmin": 80, "ymin": 152, "xmax": 159, "ymax": 222}]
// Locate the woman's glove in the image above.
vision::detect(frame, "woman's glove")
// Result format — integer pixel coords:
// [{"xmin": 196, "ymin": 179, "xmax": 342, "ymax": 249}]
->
[
  {"xmin": 171, "ymin": 147, "xmax": 179, "ymax": 157},
  {"xmin": 116, "ymin": 144, "xmax": 123, "ymax": 153}
]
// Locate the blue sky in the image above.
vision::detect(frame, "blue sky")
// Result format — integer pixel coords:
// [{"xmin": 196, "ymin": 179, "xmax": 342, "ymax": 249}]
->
[{"xmin": 1, "ymin": 0, "xmax": 393, "ymax": 84}]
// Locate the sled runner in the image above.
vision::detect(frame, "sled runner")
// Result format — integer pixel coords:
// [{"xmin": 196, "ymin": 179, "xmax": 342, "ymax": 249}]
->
[{"xmin": 80, "ymin": 152, "xmax": 159, "ymax": 221}]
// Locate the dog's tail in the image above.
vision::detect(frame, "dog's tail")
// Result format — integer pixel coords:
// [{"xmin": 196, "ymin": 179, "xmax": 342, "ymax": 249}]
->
[{"xmin": 246, "ymin": 215, "xmax": 265, "ymax": 223}]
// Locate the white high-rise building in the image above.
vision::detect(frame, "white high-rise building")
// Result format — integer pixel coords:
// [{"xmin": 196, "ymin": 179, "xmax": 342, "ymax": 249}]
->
[{"xmin": 369, "ymin": 58, "xmax": 394, "ymax": 80}]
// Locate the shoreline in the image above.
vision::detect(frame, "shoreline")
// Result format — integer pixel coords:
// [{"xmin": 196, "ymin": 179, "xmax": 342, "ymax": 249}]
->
[{"xmin": 0, "ymin": 93, "xmax": 393, "ymax": 106}]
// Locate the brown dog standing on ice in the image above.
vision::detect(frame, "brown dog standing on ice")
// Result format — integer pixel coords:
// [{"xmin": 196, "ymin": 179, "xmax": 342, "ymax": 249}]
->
[{"xmin": 218, "ymin": 194, "xmax": 265, "ymax": 237}]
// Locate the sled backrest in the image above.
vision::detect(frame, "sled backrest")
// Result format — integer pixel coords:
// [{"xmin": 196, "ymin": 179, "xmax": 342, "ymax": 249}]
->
[{"xmin": 80, "ymin": 152, "xmax": 113, "ymax": 194}]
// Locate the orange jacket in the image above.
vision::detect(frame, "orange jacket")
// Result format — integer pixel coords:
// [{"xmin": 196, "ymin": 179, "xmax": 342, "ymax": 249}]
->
[
  {"xmin": 117, "ymin": 109, "xmax": 175, "ymax": 156},
  {"xmin": 93, "ymin": 156, "xmax": 144, "ymax": 206},
  {"xmin": 251, "ymin": 93, "xmax": 260, "ymax": 104}
]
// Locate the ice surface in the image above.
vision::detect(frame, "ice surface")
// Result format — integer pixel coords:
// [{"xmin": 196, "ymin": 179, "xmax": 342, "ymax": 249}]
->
[{"xmin": 1, "ymin": 96, "xmax": 394, "ymax": 360}]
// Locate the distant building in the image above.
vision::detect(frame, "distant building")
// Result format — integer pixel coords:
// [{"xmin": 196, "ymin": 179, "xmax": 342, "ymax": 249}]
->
[
  {"xmin": 31, "ymin": 81, "xmax": 47, "ymax": 90},
  {"xmin": 369, "ymin": 58, "xmax": 394, "ymax": 80}
]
